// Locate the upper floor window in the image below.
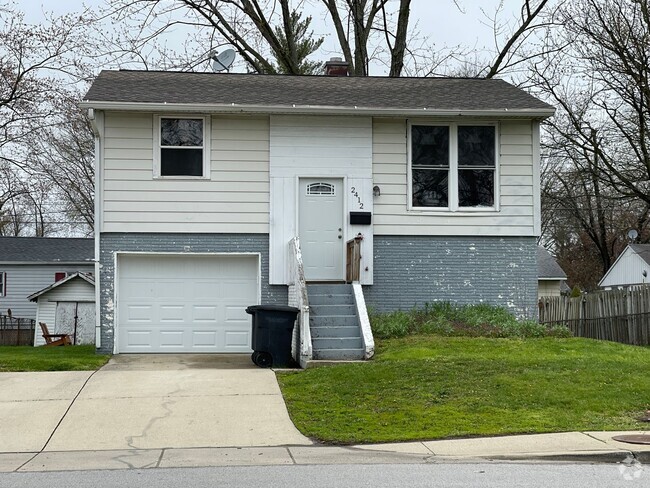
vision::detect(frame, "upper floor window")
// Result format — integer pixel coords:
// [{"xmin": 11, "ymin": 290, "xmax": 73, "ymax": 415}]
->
[
  {"xmin": 154, "ymin": 116, "xmax": 211, "ymax": 178},
  {"xmin": 410, "ymin": 123, "xmax": 497, "ymax": 210}
]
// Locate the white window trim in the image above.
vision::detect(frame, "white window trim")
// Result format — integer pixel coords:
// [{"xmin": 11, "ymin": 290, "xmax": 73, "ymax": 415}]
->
[
  {"xmin": 407, "ymin": 120, "xmax": 500, "ymax": 213},
  {"xmin": 153, "ymin": 114, "xmax": 211, "ymax": 179}
]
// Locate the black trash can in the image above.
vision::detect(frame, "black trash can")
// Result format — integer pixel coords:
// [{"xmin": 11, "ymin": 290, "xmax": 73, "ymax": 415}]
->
[{"xmin": 246, "ymin": 304, "xmax": 299, "ymax": 368}]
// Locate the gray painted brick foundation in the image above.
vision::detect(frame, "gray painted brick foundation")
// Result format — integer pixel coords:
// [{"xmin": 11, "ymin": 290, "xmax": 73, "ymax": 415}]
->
[
  {"xmin": 98, "ymin": 233, "xmax": 287, "ymax": 354},
  {"xmin": 363, "ymin": 236, "xmax": 538, "ymax": 318},
  {"xmin": 99, "ymin": 233, "xmax": 536, "ymax": 353}
]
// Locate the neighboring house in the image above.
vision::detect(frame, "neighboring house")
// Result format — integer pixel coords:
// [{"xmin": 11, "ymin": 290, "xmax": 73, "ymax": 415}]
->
[
  {"xmin": 537, "ymin": 246, "xmax": 567, "ymax": 299},
  {"xmin": 0, "ymin": 237, "xmax": 94, "ymax": 320},
  {"xmin": 599, "ymin": 244, "xmax": 650, "ymax": 289},
  {"xmin": 81, "ymin": 64, "xmax": 554, "ymax": 356},
  {"xmin": 28, "ymin": 272, "xmax": 96, "ymax": 346}
]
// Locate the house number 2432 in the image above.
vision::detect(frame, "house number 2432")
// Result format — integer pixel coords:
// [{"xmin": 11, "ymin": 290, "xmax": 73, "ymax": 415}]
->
[{"xmin": 350, "ymin": 187, "xmax": 364, "ymax": 209}]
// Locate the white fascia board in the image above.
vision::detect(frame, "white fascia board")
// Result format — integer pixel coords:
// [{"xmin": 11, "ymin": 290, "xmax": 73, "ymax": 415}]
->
[
  {"xmin": 79, "ymin": 100, "xmax": 555, "ymax": 119},
  {"xmin": 538, "ymin": 277, "xmax": 566, "ymax": 281}
]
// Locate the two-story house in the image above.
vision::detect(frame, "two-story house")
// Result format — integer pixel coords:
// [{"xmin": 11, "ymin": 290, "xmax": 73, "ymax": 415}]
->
[{"xmin": 82, "ymin": 64, "xmax": 554, "ymax": 361}]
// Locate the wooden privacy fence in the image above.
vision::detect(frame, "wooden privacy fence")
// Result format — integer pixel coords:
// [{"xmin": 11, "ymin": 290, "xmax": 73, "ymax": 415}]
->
[
  {"xmin": 538, "ymin": 287, "xmax": 650, "ymax": 346},
  {"xmin": 0, "ymin": 314, "xmax": 36, "ymax": 346}
]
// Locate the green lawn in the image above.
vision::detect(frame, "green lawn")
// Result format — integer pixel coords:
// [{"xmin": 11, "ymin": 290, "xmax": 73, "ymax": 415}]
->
[
  {"xmin": 277, "ymin": 336, "xmax": 650, "ymax": 444},
  {"xmin": 0, "ymin": 345, "xmax": 110, "ymax": 372}
]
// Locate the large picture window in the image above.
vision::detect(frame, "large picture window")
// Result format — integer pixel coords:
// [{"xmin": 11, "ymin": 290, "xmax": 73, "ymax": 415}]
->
[
  {"xmin": 410, "ymin": 123, "xmax": 496, "ymax": 210},
  {"xmin": 154, "ymin": 116, "xmax": 210, "ymax": 178}
]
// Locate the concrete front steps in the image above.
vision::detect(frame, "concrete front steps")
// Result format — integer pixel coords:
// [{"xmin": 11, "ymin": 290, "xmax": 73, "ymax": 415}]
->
[{"xmin": 307, "ymin": 284, "xmax": 365, "ymax": 361}]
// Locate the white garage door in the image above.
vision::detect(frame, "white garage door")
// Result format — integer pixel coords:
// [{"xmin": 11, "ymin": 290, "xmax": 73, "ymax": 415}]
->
[{"xmin": 117, "ymin": 254, "xmax": 259, "ymax": 353}]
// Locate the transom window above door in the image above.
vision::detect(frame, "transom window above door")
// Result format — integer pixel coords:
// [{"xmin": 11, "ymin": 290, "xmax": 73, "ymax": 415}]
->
[
  {"xmin": 306, "ymin": 182, "xmax": 336, "ymax": 196},
  {"xmin": 154, "ymin": 116, "xmax": 211, "ymax": 178},
  {"xmin": 410, "ymin": 123, "xmax": 497, "ymax": 211}
]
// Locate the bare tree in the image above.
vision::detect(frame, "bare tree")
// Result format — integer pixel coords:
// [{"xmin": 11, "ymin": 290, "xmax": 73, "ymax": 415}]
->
[
  {"xmin": 0, "ymin": 4, "xmax": 96, "ymax": 235},
  {"xmin": 534, "ymin": 0, "xmax": 650, "ymax": 204},
  {"xmin": 482, "ymin": 0, "xmax": 554, "ymax": 79},
  {"xmin": 0, "ymin": 5, "xmax": 93, "ymax": 155},
  {"xmin": 22, "ymin": 90, "xmax": 95, "ymax": 233},
  {"xmin": 541, "ymin": 133, "xmax": 650, "ymax": 288},
  {"xmin": 100, "ymin": 0, "xmax": 327, "ymax": 74},
  {"xmin": 0, "ymin": 163, "xmax": 28, "ymax": 235},
  {"xmin": 533, "ymin": 0, "xmax": 650, "ymax": 286}
]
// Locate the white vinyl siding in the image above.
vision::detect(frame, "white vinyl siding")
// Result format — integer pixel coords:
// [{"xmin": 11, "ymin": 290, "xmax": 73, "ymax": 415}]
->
[
  {"xmin": 33, "ymin": 278, "xmax": 95, "ymax": 347},
  {"xmin": 102, "ymin": 113, "xmax": 270, "ymax": 233},
  {"xmin": 599, "ymin": 247, "xmax": 650, "ymax": 288},
  {"xmin": 269, "ymin": 115, "xmax": 374, "ymax": 285},
  {"xmin": 372, "ymin": 118, "xmax": 535, "ymax": 236},
  {"xmin": 0, "ymin": 264, "xmax": 94, "ymax": 320}
]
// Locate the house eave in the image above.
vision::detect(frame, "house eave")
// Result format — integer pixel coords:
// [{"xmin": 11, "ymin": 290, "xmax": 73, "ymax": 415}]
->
[
  {"xmin": 79, "ymin": 100, "xmax": 555, "ymax": 119},
  {"xmin": 27, "ymin": 272, "xmax": 95, "ymax": 302}
]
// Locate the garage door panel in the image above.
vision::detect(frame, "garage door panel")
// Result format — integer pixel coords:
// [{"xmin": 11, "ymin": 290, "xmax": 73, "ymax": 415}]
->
[
  {"xmin": 225, "ymin": 331, "xmax": 249, "ymax": 347},
  {"xmin": 159, "ymin": 330, "xmax": 185, "ymax": 347},
  {"xmin": 126, "ymin": 305, "xmax": 153, "ymax": 322},
  {"xmin": 192, "ymin": 306, "xmax": 218, "ymax": 322},
  {"xmin": 117, "ymin": 254, "xmax": 259, "ymax": 353},
  {"xmin": 222, "ymin": 280, "xmax": 257, "ymax": 299},
  {"xmin": 192, "ymin": 331, "xmax": 218, "ymax": 347},
  {"xmin": 192, "ymin": 281, "xmax": 221, "ymax": 299},
  {"xmin": 157, "ymin": 281, "xmax": 183, "ymax": 299},
  {"xmin": 159, "ymin": 305, "xmax": 185, "ymax": 322},
  {"xmin": 122, "ymin": 280, "xmax": 156, "ymax": 299},
  {"xmin": 225, "ymin": 305, "xmax": 249, "ymax": 322},
  {"xmin": 125, "ymin": 330, "xmax": 154, "ymax": 347}
]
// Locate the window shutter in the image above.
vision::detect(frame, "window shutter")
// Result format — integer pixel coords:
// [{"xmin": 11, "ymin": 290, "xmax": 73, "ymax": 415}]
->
[{"xmin": 1, "ymin": 272, "xmax": 5, "ymax": 296}]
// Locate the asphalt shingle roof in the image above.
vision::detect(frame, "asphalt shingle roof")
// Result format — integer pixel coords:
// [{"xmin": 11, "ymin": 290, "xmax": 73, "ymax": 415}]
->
[
  {"xmin": 83, "ymin": 70, "xmax": 554, "ymax": 113},
  {"xmin": 537, "ymin": 246, "xmax": 567, "ymax": 280},
  {"xmin": 630, "ymin": 244, "xmax": 650, "ymax": 266},
  {"xmin": 0, "ymin": 237, "xmax": 93, "ymax": 263}
]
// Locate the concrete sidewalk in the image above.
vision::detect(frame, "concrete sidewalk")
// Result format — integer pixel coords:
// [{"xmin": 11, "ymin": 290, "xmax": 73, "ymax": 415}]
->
[{"xmin": 1, "ymin": 431, "xmax": 650, "ymax": 472}]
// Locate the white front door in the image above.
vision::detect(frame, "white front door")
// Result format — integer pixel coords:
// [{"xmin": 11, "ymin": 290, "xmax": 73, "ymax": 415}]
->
[{"xmin": 299, "ymin": 178, "xmax": 344, "ymax": 281}]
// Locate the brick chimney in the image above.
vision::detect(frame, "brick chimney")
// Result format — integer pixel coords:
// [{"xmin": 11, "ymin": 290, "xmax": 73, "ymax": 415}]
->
[{"xmin": 324, "ymin": 57, "xmax": 349, "ymax": 76}]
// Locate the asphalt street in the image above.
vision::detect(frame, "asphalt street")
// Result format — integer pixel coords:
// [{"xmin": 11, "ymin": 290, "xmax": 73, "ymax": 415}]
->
[{"xmin": 0, "ymin": 462, "xmax": 646, "ymax": 488}]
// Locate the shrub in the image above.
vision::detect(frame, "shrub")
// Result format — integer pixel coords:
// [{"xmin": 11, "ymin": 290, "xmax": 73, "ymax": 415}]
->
[
  {"xmin": 369, "ymin": 302, "xmax": 572, "ymax": 339},
  {"xmin": 370, "ymin": 310, "xmax": 413, "ymax": 339}
]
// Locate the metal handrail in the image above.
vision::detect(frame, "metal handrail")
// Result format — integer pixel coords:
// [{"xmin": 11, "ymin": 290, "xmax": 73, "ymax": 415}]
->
[{"xmin": 288, "ymin": 237, "xmax": 312, "ymax": 366}]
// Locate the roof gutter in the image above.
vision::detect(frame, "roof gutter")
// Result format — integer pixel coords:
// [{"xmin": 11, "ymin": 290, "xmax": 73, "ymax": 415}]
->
[{"xmin": 79, "ymin": 100, "xmax": 555, "ymax": 119}]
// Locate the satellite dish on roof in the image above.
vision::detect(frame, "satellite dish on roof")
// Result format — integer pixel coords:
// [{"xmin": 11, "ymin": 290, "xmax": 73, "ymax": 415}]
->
[
  {"xmin": 628, "ymin": 229, "xmax": 639, "ymax": 241},
  {"xmin": 211, "ymin": 49, "xmax": 236, "ymax": 72}
]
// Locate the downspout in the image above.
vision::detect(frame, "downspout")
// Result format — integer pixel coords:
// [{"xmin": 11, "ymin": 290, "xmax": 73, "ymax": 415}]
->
[{"xmin": 88, "ymin": 109, "xmax": 104, "ymax": 350}]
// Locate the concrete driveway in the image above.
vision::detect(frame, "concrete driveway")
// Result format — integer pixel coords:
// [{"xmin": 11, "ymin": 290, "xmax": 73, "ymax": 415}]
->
[{"xmin": 0, "ymin": 355, "xmax": 311, "ymax": 453}]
